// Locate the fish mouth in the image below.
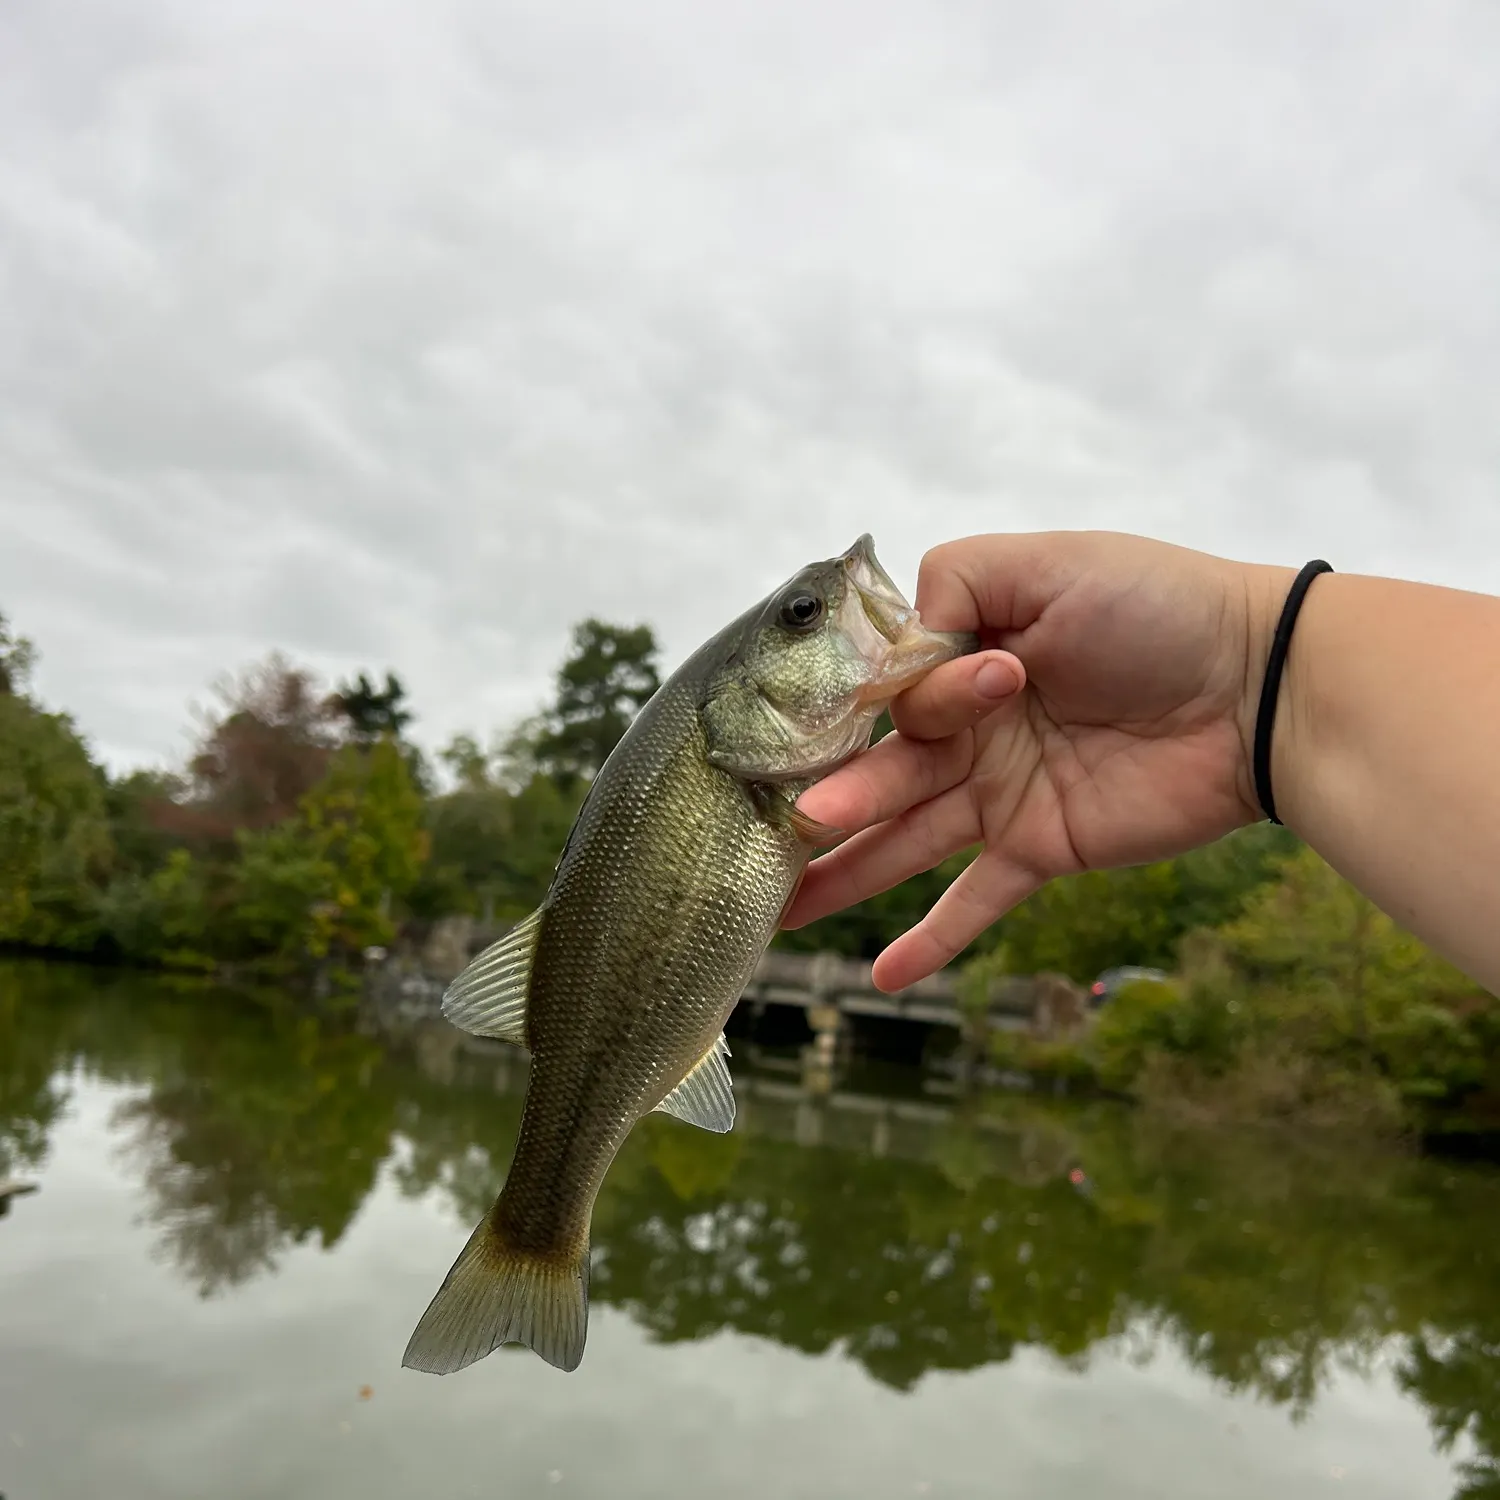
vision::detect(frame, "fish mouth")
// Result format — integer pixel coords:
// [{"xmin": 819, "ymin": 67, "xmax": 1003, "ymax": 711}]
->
[
  {"xmin": 842, "ymin": 533, "xmax": 914, "ymax": 644},
  {"xmin": 840, "ymin": 534, "xmax": 979, "ymax": 701}
]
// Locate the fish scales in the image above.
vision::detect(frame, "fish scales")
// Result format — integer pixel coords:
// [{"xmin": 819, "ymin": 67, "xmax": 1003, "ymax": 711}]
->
[{"xmin": 504, "ymin": 700, "xmax": 800, "ymax": 1258}]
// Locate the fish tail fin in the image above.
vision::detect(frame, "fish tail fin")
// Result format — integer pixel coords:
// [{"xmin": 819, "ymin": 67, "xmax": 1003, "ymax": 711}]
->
[{"xmin": 402, "ymin": 1213, "xmax": 589, "ymax": 1375}]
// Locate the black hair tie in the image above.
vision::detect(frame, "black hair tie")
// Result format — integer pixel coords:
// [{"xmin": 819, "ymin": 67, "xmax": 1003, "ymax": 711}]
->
[{"xmin": 1252, "ymin": 559, "xmax": 1333, "ymax": 825}]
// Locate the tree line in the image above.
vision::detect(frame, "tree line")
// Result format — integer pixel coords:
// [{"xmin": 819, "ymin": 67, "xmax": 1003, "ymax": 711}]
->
[
  {"xmin": 3, "ymin": 602, "xmax": 1496, "ymax": 1129},
  {"xmin": 0, "ymin": 608, "xmax": 667, "ymax": 988}
]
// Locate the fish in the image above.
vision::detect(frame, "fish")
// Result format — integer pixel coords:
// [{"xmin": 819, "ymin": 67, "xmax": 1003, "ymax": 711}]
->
[{"xmin": 401, "ymin": 534, "xmax": 976, "ymax": 1375}]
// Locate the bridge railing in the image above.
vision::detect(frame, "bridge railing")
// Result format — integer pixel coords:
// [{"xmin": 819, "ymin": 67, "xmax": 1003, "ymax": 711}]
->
[{"xmin": 742, "ymin": 949, "xmax": 1056, "ymax": 1028}]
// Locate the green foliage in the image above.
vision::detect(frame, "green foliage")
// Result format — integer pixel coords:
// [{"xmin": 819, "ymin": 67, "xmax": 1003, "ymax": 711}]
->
[
  {"xmin": 955, "ymin": 944, "xmax": 1012, "ymax": 1018},
  {"xmin": 0, "ymin": 610, "xmax": 38, "ymax": 697},
  {"xmin": 437, "ymin": 732, "xmax": 490, "ymax": 792},
  {"xmin": 1039, "ymin": 847, "xmax": 1499, "ymax": 1134},
  {"xmin": 103, "ymin": 768, "xmax": 186, "ymax": 882},
  {"xmin": 999, "ymin": 862, "xmax": 1183, "ymax": 983},
  {"xmin": 988, "ymin": 1029, "xmax": 1100, "ymax": 1088},
  {"xmin": 96, "ymin": 849, "xmax": 216, "ymax": 970},
  {"xmin": 1212, "ymin": 845, "xmax": 1496, "ymax": 1127},
  {"xmin": 230, "ymin": 739, "xmax": 428, "ymax": 972},
  {"xmin": 944, "ymin": 825, "xmax": 1300, "ymax": 988},
  {"xmin": 1089, "ymin": 977, "xmax": 1187, "ymax": 1091},
  {"xmin": 530, "ymin": 618, "xmax": 661, "ymax": 783},
  {"xmin": 1222, "ymin": 844, "xmax": 1474, "ymax": 1010},
  {"xmin": 0, "ymin": 691, "xmax": 112, "ymax": 951},
  {"xmin": 412, "ymin": 732, "xmax": 586, "ymax": 922},
  {"xmin": 333, "ymin": 670, "xmax": 432, "ymax": 794},
  {"xmin": 1169, "ymin": 822, "xmax": 1302, "ymax": 933},
  {"xmin": 410, "ymin": 781, "xmax": 513, "ymax": 919}
]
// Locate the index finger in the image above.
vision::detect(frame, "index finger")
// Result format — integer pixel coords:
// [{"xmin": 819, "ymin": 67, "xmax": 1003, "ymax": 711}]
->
[{"xmin": 795, "ymin": 725, "xmax": 977, "ymax": 836}]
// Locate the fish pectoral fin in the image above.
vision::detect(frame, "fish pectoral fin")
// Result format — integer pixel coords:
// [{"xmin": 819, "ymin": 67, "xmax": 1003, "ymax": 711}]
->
[
  {"xmin": 784, "ymin": 804, "xmax": 843, "ymax": 847},
  {"xmin": 749, "ymin": 783, "xmax": 843, "ymax": 848},
  {"xmin": 440, "ymin": 907, "xmax": 544, "ymax": 1046},
  {"xmin": 653, "ymin": 1032, "xmax": 736, "ymax": 1133}
]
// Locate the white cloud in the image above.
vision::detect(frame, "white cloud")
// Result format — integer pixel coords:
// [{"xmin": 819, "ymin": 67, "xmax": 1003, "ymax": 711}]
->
[{"xmin": 2, "ymin": 0, "xmax": 1497, "ymax": 771}]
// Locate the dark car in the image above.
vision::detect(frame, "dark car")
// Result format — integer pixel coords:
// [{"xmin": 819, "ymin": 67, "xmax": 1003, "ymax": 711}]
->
[{"xmin": 1089, "ymin": 966, "xmax": 1169, "ymax": 1007}]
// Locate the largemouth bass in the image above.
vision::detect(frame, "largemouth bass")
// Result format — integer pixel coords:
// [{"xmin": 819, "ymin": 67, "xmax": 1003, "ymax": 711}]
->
[{"xmin": 402, "ymin": 535, "xmax": 975, "ymax": 1375}]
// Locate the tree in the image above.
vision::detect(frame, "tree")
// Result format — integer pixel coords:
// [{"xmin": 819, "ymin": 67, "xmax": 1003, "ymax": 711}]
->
[
  {"xmin": 437, "ymin": 732, "xmax": 491, "ymax": 793},
  {"xmin": 96, "ymin": 848, "xmax": 216, "ymax": 970},
  {"xmin": 413, "ymin": 729, "xmax": 588, "ymax": 923},
  {"xmin": 1217, "ymin": 845, "xmax": 1495, "ymax": 1114},
  {"xmin": 1171, "ymin": 822, "xmax": 1303, "ymax": 934},
  {"xmin": 335, "ymin": 668, "xmax": 433, "ymax": 795},
  {"xmin": 411, "ymin": 733, "xmax": 506, "ymax": 917},
  {"xmin": 229, "ymin": 738, "xmax": 429, "ymax": 972},
  {"xmin": 1219, "ymin": 845, "xmax": 1475, "ymax": 1017},
  {"xmin": 104, "ymin": 768, "xmax": 188, "ymax": 882},
  {"xmin": 0, "ymin": 669, "xmax": 112, "ymax": 953},
  {"xmin": 166, "ymin": 653, "xmax": 341, "ymax": 849},
  {"xmin": 998, "ymin": 863, "xmax": 1185, "ymax": 984},
  {"xmin": 530, "ymin": 620, "xmax": 661, "ymax": 783},
  {"xmin": 0, "ymin": 611, "xmax": 37, "ymax": 697},
  {"xmin": 333, "ymin": 670, "xmax": 413, "ymax": 743}
]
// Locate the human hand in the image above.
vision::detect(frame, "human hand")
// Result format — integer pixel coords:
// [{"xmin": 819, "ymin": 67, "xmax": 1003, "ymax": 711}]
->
[{"xmin": 781, "ymin": 531, "xmax": 1293, "ymax": 991}]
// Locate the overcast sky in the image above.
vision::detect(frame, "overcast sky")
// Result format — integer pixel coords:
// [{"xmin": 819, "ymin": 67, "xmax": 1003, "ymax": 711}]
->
[{"xmin": 3, "ymin": 0, "xmax": 1498, "ymax": 775}]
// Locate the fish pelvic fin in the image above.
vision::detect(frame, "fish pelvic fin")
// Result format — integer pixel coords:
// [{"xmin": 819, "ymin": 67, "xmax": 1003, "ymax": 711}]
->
[
  {"xmin": 402, "ymin": 1212, "xmax": 589, "ymax": 1375},
  {"xmin": 441, "ymin": 906, "xmax": 545, "ymax": 1045},
  {"xmin": 652, "ymin": 1032, "xmax": 736, "ymax": 1133}
]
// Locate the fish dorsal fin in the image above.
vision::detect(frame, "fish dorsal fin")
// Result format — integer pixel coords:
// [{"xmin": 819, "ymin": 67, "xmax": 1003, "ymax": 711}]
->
[
  {"xmin": 441, "ymin": 907, "xmax": 545, "ymax": 1046},
  {"xmin": 653, "ymin": 1033, "xmax": 735, "ymax": 1133}
]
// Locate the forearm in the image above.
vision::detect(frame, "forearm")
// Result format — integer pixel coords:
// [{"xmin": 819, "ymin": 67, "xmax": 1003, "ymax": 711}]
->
[{"xmin": 1241, "ymin": 566, "xmax": 1500, "ymax": 994}]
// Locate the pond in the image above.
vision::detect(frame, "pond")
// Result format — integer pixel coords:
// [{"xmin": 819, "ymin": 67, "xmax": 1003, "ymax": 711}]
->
[{"xmin": 3, "ymin": 957, "xmax": 1498, "ymax": 1499}]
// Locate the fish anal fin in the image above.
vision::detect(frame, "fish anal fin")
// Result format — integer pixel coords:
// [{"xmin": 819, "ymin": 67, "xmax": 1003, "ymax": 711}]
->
[
  {"xmin": 653, "ymin": 1032, "xmax": 736, "ymax": 1133},
  {"xmin": 402, "ymin": 1213, "xmax": 589, "ymax": 1375},
  {"xmin": 441, "ymin": 907, "xmax": 544, "ymax": 1045}
]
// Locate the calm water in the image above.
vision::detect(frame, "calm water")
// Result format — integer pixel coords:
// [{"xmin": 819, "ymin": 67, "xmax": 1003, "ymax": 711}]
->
[{"xmin": 4, "ymin": 961, "xmax": 1500, "ymax": 1500}]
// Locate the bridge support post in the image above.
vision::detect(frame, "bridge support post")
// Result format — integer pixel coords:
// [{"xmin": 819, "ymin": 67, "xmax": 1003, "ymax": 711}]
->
[{"xmin": 802, "ymin": 1001, "xmax": 844, "ymax": 1095}]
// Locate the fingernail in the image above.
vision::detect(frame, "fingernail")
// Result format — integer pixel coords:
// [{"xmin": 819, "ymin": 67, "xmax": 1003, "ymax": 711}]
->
[{"xmin": 975, "ymin": 657, "xmax": 1017, "ymax": 700}]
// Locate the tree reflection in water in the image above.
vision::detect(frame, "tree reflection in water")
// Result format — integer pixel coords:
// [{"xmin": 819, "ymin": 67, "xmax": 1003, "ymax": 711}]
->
[{"xmin": 7, "ymin": 957, "xmax": 1500, "ymax": 1498}]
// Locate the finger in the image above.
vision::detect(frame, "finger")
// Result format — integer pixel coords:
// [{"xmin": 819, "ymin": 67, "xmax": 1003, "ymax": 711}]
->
[
  {"xmin": 794, "ymin": 725, "xmax": 977, "ymax": 834},
  {"xmin": 869, "ymin": 850, "xmax": 1044, "ymax": 992},
  {"xmin": 889, "ymin": 649, "xmax": 1025, "ymax": 742},
  {"xmin": 781, "ymin": 783, "xmax": 981, "ymax": 929}
]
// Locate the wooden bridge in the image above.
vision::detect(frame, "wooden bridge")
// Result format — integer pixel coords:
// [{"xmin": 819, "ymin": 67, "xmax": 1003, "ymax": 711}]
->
[
  {"xmin": 368, "ymin": 938, "xmax": 1091, "ymax": 1114},
  {"xmin": 379, "ymin": 925, "xmax": 1085, "ymax": 1048},
  {"xmin": 738, "ymin": 949, "xmax": 1042, "ymax": 1032}
]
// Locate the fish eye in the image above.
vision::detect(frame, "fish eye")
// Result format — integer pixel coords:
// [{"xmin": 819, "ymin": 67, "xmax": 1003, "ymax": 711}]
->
[{"xmin": 779, "ymin": 592, "xmax": 824, "ymax": 631}]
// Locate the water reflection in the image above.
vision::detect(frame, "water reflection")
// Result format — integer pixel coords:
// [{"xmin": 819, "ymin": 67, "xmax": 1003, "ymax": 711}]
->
[{"xmin": 5, "ymin": 958, "xmax": 1500, "ymax": 1497}]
